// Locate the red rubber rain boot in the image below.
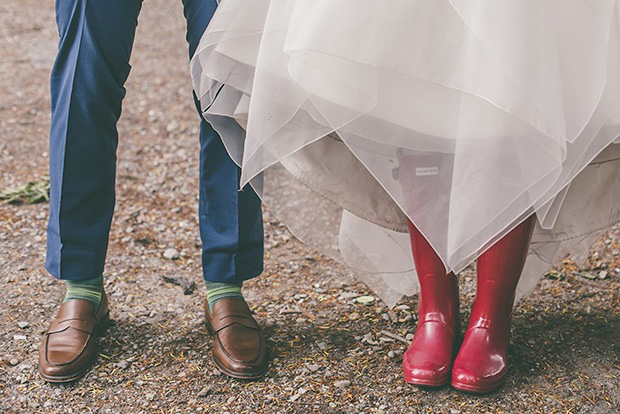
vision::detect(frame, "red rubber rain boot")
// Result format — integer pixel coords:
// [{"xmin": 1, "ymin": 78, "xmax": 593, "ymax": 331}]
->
[
  {"xmin": 403, "ymin": 221, "xmax": 460, "ymax": 387},
  {"xmin": 451, "ymin": 216, "xmax": 535, "ymax": 393}
]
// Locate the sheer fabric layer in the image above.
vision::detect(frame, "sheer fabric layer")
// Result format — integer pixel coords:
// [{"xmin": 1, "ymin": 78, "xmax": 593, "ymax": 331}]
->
[{"xmin": 191, "ymin": 0, "xmax": 620, "ymax": 306}]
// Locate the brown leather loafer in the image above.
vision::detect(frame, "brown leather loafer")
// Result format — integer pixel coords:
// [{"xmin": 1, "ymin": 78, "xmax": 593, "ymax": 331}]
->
[
  {"xmin": 205, "ymin": 298, "xmax": 268, "ymax": 380},
  {"xmin": 38, "ymin": 292, "xmax": 110, "ymax": 383}
]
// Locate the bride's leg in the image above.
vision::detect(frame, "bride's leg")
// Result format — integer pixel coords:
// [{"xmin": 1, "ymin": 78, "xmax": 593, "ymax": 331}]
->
[
  {"xmin": 403, "ymin": 221, "xmax": 460, "ymax": 387},
  {"xmin": 452, "ymin": 215, "xmax": 535, "ymax": 393}
]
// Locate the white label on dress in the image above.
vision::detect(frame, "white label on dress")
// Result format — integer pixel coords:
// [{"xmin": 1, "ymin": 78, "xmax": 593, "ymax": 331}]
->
[{"xmin": 416, "ymin": 167, "xmax": 439, "ymax": 176}]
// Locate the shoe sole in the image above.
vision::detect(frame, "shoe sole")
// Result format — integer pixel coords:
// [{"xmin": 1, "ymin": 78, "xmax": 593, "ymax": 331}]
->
[
  {"xmin": 38, "ymin": 312, "xmax": 110, "ymax": 384},
  {"xmin": 211, "ymin": 353, "xmax": 268, "ymax": 380}
]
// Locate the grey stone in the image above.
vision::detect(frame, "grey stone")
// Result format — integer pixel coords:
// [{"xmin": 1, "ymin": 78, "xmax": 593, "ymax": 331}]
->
[
  {"xmin": 307, "ymin": 364, "xmax": 320, "ymax": 372},
  {"xmin": 197, "ymin": 386, "xmax": 212, "ymax": 398},
  {"xmin": 163, "ymin": 248, "xmax": 180, "ymax": 260}
]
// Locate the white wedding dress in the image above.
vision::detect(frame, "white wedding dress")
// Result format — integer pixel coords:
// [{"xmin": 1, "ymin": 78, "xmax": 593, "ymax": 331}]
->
[{"xmin": 191, "ymin": 0, "xmax": 620, "ymax": 307}]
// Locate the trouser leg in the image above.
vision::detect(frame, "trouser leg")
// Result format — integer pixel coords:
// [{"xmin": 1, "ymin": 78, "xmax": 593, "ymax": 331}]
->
[
  {"xmin": 182, "ymin": 0, "xmax": 264, "ymax": 284},
  {"xmin": 46, "ymin": 0, "xmax": 143, "ymax": 281}
]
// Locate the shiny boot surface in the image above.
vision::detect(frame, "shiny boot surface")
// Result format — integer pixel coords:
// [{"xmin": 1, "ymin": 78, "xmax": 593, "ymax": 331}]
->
[
  {"xmin": 403, "ymin": 222, "xmax": 460, "ymax": 387},
  {"xmin": 452, "ymin": 216, "xmax": 535, "ymax": 393}
]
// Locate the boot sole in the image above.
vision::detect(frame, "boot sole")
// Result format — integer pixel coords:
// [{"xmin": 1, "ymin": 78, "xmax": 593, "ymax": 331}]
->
[
  {"xmin": 404, "ymin": 373, "xmax": 450, "ymax": 388},
  {"xmin": 451, "ymin": 376, "xmax": 505, "ymax": 394}
]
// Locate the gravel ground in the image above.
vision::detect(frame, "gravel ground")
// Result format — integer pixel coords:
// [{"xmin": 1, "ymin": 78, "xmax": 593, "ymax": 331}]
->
[{"xmin": 1, "ymin": 1, "xmax": 619, "ymax": 413}]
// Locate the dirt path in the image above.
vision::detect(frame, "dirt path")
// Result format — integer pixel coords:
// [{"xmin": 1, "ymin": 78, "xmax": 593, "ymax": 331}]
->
[{"xmin": 0, "ymin": 1, "xmax": 618, "ymax": 413}]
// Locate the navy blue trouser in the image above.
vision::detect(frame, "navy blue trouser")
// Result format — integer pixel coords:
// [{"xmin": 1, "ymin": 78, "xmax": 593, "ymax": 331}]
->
[{"xmin": 46, "ymin": 0, "xmax": 264, "ymax": 284}]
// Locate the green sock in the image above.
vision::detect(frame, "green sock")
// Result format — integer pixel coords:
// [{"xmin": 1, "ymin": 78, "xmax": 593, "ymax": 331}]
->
[
  {"xmin": 64, "ymin": 275, "xmax": 103, "ymax": 312},
  {"xmin": 205, "ymin": 281, "xmax": 244, "ymax": 311}
]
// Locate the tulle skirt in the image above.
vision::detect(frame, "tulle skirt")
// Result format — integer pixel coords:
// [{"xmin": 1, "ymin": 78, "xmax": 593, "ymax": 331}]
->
[{"xmin": 191, "ymin": 0, "xmax": 620, "ymax": 307}]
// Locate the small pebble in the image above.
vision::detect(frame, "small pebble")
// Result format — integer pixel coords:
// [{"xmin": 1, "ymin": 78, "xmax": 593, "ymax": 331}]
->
[
  {"xmin": 17, "ymin": 322, "xmax": 29, "ymax": 329},
  {"xmin": 355, "ymin": 295, "xmax": 375, "ymax": 304},
  {"xmin": 333, "ymin": 380, "xmax": 351, "ymax": 388},
  {"xmin": 18, "ymin": 363, "xmax": 32, "ymax": 372},
  {"xmin": 317, "ymin": 342, "xmax": 328, "ymax": 350},
  {"xmin": 9, "ymin": 358, "xmax": 19, "ymax": 366},
  {"xmin": 339, "ymin": 292, "xmax": 359, "ymax": 300},
  {"xmin": 387, "ymin": 312, "xmax": 398, "ymax": 323},
  {"xmin": 166, "ymin": 121, "xmax": 179, "ymax": 133},
  {"xmin": 163, "ymin": 248, "xmax": 180, "ymax": 260},
  {"xmin": 197, "ymin": 386, "xmax": 212, "ymax": 397},
  {"xmin": 362, "ymin": 333, "xmax": 378, "ymax": 345},
  {"xmin": 307, "ymin": 364, "xmax": 320, "ymax": 372}
]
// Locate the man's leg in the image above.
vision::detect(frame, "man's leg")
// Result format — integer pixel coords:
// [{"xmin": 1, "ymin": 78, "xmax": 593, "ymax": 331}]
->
[
  {"xmin": 40, "ymin": 0, "xmax": 142, "ymax": 383},
  {"xmin": 183, "ymin": 0, "xmax": 264, "ymax": 289},
  {"xmin": 183, "ymin": 0, "xmax": 267, "ymax": 379}
]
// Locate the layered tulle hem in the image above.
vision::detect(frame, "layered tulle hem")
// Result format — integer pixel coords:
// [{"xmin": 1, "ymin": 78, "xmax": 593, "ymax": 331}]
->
[{"xmin": 191, "ymin": 0, "xmax": 620, "ymax": 306}]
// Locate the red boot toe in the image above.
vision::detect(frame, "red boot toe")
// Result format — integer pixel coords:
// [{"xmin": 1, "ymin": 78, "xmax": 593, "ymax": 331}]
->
[{"xmin": 451, "ymin": 324, "xmax": 508, "ymax": 393}]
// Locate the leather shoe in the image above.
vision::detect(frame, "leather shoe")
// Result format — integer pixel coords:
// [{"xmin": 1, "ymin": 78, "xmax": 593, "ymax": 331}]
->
[
  {"xmin": 205, "ymin": 298, "xmax": 268, "ymax": 380},
  {"xmin": 38, "ymin": 292, "xmax": 110, "ymax": 383}
]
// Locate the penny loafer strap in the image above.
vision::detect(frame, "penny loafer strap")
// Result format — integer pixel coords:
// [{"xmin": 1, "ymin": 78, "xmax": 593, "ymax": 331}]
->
[
  {"xmin": 211, "ymin": 314, "xmax": 259, "ymax": 333},
  {"xmin": 47, "ymin": 317, "xmax": 97, "ymax": 335}
]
